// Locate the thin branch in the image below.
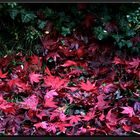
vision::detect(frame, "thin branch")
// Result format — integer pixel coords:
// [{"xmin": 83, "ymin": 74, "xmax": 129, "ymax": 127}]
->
[{"xmin": 132, "ymin": 130, "xmax": 140, "ymax": 135}]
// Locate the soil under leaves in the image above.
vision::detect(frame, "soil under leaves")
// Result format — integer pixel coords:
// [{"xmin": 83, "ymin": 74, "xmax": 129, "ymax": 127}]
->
[{"xmin": 0, "ymin": 33, "xmax": 140, "ymax": 136}]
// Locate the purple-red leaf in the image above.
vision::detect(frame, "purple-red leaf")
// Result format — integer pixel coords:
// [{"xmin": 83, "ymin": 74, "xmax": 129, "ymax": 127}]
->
[
  {"xmin": 29, "ymin": 72, "xmax": 42, "ymax": 85},
  {"xmin": 121, "ymin": 106, "xmax": 135, "ymax": 117}
]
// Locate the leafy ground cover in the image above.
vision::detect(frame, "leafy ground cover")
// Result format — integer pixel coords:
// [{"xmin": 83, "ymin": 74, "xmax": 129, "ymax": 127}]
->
[{"xmin": 0, "ymin": 3, "xmax": 140, "ymax": 136}]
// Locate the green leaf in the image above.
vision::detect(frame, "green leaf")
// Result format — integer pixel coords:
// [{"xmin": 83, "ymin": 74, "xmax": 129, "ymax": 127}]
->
[
  {"xmin": 118, "ymin": 40, "xmax": 126, "ymax": 48},
  {"xmin": 9, "ymin": 9, "xmax": 18, "ymax": 20},
  {"xmin": 126, "ymin": 40, "xmax": 133, "ymax": 48},
  {"xmin": 127, "ymin": 30, "xmax": 136, "ymax": 37},
  {"xmin": 21, "ymin": 11, "xmax": 36, "ymax": 23},
  {"xmin": 38, "ymin": 20, "xmax": 46, "ymax": 29},
  {"xmin": 61, "ymin": 27, "xmax": 71, "ymax": 36}
]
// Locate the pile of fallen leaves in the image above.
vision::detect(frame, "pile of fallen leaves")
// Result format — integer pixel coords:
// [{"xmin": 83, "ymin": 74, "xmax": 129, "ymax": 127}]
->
[{"xmin": 0, "ymin": 33, "xmax": 140, "ymax": 136}]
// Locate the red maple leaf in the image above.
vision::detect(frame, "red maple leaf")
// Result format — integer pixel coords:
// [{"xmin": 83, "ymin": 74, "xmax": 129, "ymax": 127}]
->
[
  {"xmin": 45, "ymin": 90, "xmax": 58, "ymax": 99},
  {"xmin": 44, "ymin": 66, "xmax": 52, "ymax": 76},
  {"xmin": 83, "ymin": 111, "xmax": 95, "ymax": 121},
  {"xmin": 120, "ymin": 81, "xmax": 134, "ymax": 90},
  {"xmin": 0, "ymin": 95, "xmax": 15, "ymax": 114},
  {"xmin": 34, "ymin": 121, "xmax": 48, "ymax": 129},
  {"xmin": 7, "ymin": 78, "xmax": 20, "ymax": 88},
  {"xmin": 45, "ymin": 123, "xmax": 57, "ymax": 133},
  {"xmin": 106, "ymin": 109, "xmax": 118, "ymax": 126},
  {"xmin": 61, "ymin": 60, "xmax": 77, "ymax": 67},
  {"xmin": 121, "ymin": 106, "xmax": 135, "ymax": 117},
  {"xmin": 105, "ymin": 109, "xmax": 118, "ymax": 131},
  {"xmin": 99, "ymin": 113, "xmax": 105, "ymax": 121},
  {"xmin": 29, "ymin": 72, "xmax": 42, "ymax": 85},
  {"xmin": 44, "ymin": 76, "xmax": 68, "ymax": 90},
  {"xmin": 56, "ymin": 122, "xmax": 72, "ymax": 133},
  {"xmin": 59, "ymin": 112, "xmax": 67, "ymax": 121},
  {"xmin": 122, "ymin": 125, "xmax": 132, "ymax": 132},
  {"xmin": 103, "ymin": 83, "xmax": 118, "ymax": 94},
  {"xmin": 80, "ymin": 80, "xmax": 96, "ymax": 92},
  {"xmin": 30, "ymin": 55, "xmax": 42, "ymax": 66},
  {"xmin": 36, "ymin": 110, "xmax": 47, "ymax": 120},
  {"xmin": 96, "ymin": 94, "xmax": 110, "ymax": 110},
  {"xmin": 0, "ymin": 69, "xmax": 8, "ymax": 79},
  {"xmin": 46, "ymin": 52, "xmax": 60, "ymax": 61},
  {"xmin": 49, "ymin": 111, "xmax": 59, "ymax": 121},
  {"xmin": 76, "ymin": 47, "xmax": 85, "ymax": 58},
  {"xmin": 67, "ymin": 69, "xmax": 83, "ymax": 77},
  {"xmin": 67, "ymin": 115, "xmax": 81, "ymax": 124},
  {"xmin": 20, "ymin": 95, "xmax": 38, "ymax": 110},
  {"xmin": 15, "ymin": 81, "xmax": 30, "ymax": 92},
  {"xmin": 44, "ymin": 97, "xmax": 57, "ymax": 108},
  {"xmin": 112, "ymin": 56, "xmax": 124, "ymax": 65},
  {"xmin": 129, "ymin": 58, "xmax": 140, "ymax": 69}
]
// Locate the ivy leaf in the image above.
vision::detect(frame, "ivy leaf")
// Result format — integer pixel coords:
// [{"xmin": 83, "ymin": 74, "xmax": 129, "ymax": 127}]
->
[
  {"xmin": 21, "ymin": 11, "xmax": 36, "ymax": 23},
  {"xmin": 9, "ymin": 9, "xmax": 19, "ymax": 20},
  {"xmin": 126, "ymin": 40, "xmax": 133, "ymax": 48},
  {"xmin": 38, "ymin": 20, "xmax": 46, "ymax": 29},
  {"xmin": 61, "ymin": 27, "xmax": 71, "ymax": 36}
]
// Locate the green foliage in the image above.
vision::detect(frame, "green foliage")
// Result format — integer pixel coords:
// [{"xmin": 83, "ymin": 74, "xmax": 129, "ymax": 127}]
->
[
  {"xmin": 0, "ymin": 3, "xmax": 140, "ymax": 56},
  {"xmin": 94, "ymin": 26, "xmax": 109, "ymax": 40}
]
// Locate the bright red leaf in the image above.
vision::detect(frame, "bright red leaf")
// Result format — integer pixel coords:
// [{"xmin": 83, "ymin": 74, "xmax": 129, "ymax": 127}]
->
[
  {"xmin": 0, "ymin": 69, "xmax": 8, "ymax": 79},
  {"xmin": 34, "ymin": 121, "xmax": 48, "ymax": 129},
  {"xmin": 121, "ymin": 106, "xmax": 135, "ymax": 117},
  {"xmin": 96, "ymin": 94, "xmax": 110, "ymax": 110},
  {"xmin": 103, "ymin": 83, "xmax": 118, "ymax": 94},
  {"xmin": 80, "ymin": 80, "xmax": 97, "ymax": 92},
  {"xmin": 29, "ymin": 72, "xmax": 42, "ymax": 85},
  {"xmin": 112, "ymin": 56, "xmax": 124, "ymax": 65},
  {"xmin": 0, "ymin": 95, "xmax": 15, "ymax": 114},
  {"xmin": 45, "ymin": 90, "xmax": 58, "ymax": 99},
  {"xmin": 61, "ymin": 60, "xmax": 77, "ymax": 67},
  {"xmin": 67, "ymin": 115, "xmax": 81, "ymax": 124},
  {"xmin": 20, "ymin": 95, "xmax": 38, "ymax": 110},
  {"xmin": 44, "ymin": 76, "xmax": 68, "ymax": 90},
  {"xmin": 44, "ymin": 97, "xmax": 57, "ymax": 108},
  {"xmin": 129, "ymin": 58, "xmax": 140, "ymax": 69},
  {"xmin": 106, "ymin": 109, "xmax": 118, "ymax": 126}
]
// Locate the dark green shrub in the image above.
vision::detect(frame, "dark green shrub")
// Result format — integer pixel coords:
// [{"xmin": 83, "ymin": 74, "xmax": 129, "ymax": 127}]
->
[{"xmin": 0, "ymin": 3, "xmax": 140, "ymax": 56}]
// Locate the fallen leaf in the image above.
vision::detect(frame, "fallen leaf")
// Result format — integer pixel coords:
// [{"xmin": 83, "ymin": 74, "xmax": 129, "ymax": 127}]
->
[
  {"xmin": 20, "ymin": 95, "xmax": 38, "ymax": 110},
  {"xmin": 121, "ymin": 106, "xmax": 135, "ymax": 117},
  {"xmin": 29, "ymin": 72, "xmax": 42, "ymax": 85},
  {"xmin": 61, "ymin": 60, "xmax": 77, "ymax": 67},
  {"xmin": 80, "ymin": 80, "xmax": 96, "ymax": 92},
  {"xmin": 0, "ymin": 69, "xmax": 8, "ymax": 79}
]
